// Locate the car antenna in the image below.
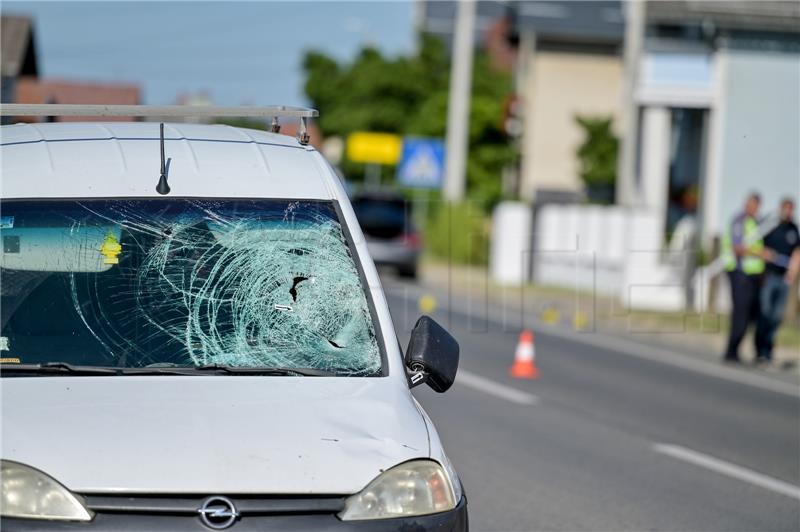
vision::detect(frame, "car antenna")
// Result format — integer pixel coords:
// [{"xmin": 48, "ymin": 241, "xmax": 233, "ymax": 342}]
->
[{"xmin": 156, "ymin": 123, "xmax": 171, "ymax": 195}]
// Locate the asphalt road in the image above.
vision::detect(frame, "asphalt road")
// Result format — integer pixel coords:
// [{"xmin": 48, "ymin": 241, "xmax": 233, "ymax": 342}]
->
[{"xmin": 382, "ymin": 276, "xmax": 800, "ymax": 532}]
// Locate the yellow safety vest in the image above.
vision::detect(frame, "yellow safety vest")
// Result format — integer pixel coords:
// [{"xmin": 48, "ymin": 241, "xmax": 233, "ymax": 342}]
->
[{"xmin": 722, "ymin": 215, "xmax": 764, "ymax": 275}]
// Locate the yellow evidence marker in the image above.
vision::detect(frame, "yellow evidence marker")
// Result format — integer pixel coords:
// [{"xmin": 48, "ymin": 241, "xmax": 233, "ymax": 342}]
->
[
  {"xmin": 542, "ymin": 306, "xmax": 560, "ymax": 325},
  {"xmin": 418, "ymin": 294, "xmax": 438, "ymax": 314},
  {"xmin": 572, "ymin": 311, "xmax": 589, "ymax": 331}
]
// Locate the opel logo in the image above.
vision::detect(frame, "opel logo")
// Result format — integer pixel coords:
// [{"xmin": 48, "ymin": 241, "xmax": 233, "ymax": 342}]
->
[{"xmin": 198, "ymin": 496, "xmax": 239, "ymax": 530}]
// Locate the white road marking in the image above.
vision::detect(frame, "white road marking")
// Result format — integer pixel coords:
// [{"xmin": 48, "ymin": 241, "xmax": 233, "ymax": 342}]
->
[
  {"xmin": 653, "ymin": 443, "xmax": 800, "ymax": 501},
  {"xmin": 456, "ymin": 369, "xmax": 539, "ymax": 405}
]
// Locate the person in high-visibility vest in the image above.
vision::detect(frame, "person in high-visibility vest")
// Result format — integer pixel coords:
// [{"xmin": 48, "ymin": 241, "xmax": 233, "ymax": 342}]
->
[{"xmin": 721, "ymin": 193, "xmax": 774, "ymax": 363}]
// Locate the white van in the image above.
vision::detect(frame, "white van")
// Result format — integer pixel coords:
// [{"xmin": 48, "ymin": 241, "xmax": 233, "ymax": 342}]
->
[{"xmin": 0, "ymin": 105, "xmax": 467, "ymax": 531}]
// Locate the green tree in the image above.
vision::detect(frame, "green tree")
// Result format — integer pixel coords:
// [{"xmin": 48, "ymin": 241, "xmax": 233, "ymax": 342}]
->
[{"xmin": 303, "ymin": 34, "xmax": 515, "ymax": 210}]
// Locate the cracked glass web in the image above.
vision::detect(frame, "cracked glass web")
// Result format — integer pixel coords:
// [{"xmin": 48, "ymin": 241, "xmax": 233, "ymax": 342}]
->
[{"xmin": 0, "ymin": 199, "xmax": 381, "ymax": 375}]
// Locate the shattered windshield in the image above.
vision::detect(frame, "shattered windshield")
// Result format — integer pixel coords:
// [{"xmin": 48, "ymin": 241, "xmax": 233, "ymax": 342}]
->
[{"xmin": 0, "ymin": 199, "xmax": 381, "ymax": 375}]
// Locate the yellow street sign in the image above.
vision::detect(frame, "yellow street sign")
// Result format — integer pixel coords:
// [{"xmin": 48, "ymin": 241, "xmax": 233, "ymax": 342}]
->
[{"xmin": 346, "ymin": 132, "xmax": 402, "ymax": 165}]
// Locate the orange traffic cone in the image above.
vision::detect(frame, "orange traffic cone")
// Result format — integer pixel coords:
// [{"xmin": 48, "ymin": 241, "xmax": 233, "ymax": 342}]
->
[{"xmin": 509, "ymin": 330, "xmax": 539, "ymax": 379}]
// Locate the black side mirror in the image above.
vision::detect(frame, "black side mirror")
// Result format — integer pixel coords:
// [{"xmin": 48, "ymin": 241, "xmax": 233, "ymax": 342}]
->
[{"xmin": 405, "ymin": 316, "xmax": 459, "ymax": 393}]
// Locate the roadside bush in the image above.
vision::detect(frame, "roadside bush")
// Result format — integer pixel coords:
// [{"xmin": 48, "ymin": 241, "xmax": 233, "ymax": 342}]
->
[
  {"xmin": 575, "ymin": 115, "xmax": 618, "ymax": 204},
  {"xmin": 423, "ymin": 201, "xmax": 488, "ymax": 265}
]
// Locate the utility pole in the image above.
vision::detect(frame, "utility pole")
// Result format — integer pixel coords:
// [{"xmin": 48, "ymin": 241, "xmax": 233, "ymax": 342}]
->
[
  {"xmin": 514, "ymin": 30, "xmax": 535, "ymax": 199},
  {"xmin": 616, "ymin": 0, "xmax": 645, "ymax": 206},
  {"xmin": 443, "ymin": 0, "xmax": 476, "ymax": 202}
]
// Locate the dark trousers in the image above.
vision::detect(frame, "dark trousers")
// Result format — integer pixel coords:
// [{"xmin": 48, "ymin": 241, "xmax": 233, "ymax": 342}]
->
[
  {"xmin": 755, "ymin": 272, "xmax": 790, "ymax": 360},
  {"xmin": 724, "ymin": 271, "xmax": 763, "ymax": 360}
]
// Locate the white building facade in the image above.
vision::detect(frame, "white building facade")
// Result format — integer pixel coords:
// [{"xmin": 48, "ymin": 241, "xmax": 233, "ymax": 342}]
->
[
  {"xmin": 620, "ymin": 1, "xmax": 800, "ymax": 247},
  {"xmin": 501, "ymin": 2, "xmax": 799, "ymax": 312}
]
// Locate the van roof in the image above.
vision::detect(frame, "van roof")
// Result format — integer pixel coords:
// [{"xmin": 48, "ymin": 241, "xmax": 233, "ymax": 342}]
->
[{"xmin": 1, "ymin": 122, "xmax": 334, "ymax": 200}]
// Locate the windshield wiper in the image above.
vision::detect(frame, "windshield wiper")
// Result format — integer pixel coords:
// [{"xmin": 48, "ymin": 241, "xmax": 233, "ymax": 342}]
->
[
  {"xmin": 114, "ymin": 365, "xmax": 337, "ymax": 376},
  {"xmin": 1, "ymin": 363, "xmax": 340, "ymax": 377},
  {"xmin": 192, "ymin": 364, "xmax": 338, "ymax": 376},
  {"xmin": 115, "ymin": 367, "xmax": 208, "ymax": 376},
  {"xmin": 0, "ymin": 362, "xmax": 119, "ymax": 376}
]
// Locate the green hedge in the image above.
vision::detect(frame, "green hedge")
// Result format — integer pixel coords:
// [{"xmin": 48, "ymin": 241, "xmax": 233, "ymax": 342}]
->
[{"xmin": 422, "ymin": 202, "xmax": 488, "ymax": 265}]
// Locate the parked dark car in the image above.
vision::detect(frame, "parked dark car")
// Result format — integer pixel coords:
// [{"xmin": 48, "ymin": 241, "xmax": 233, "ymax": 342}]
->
[{"xmin": 351, "ymin": 191, "xmax": 421, "ymax": 278}]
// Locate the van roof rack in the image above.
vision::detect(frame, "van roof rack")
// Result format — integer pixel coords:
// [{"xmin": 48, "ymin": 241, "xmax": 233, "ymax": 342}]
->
[{"xmin": 0, "ymin": 104, "xmax": 319, "ymax": 145}]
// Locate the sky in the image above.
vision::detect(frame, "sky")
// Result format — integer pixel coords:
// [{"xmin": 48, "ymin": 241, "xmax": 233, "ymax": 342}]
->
[{"xmin": 3, "ymin": 1, "xmax": 417, "ymax": 105}]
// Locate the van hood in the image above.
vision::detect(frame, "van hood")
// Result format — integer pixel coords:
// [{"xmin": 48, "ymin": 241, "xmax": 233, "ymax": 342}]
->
[{"xmin": 1, "ymin": 376, "xmax": 430, "ymax": 494}]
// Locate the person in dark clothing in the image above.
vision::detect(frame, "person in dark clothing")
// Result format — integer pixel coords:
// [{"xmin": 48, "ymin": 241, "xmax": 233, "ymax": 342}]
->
[
  {"xmin": 721, "ymin": 194, "xmax": 774, "ymax": 363},
  {"xmin": 755, "ymin": 198, "xmax": 800, "ymax": 363}
]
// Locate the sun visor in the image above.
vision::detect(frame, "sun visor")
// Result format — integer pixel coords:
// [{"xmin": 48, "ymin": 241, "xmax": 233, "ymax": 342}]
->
[{"xmin": 1, "ymin": 225, "xmax": 122, "ymax": 273}]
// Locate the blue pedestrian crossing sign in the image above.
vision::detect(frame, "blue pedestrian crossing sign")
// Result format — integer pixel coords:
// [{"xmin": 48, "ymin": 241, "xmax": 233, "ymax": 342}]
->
[{"xmin": 397, "ymin": 138, "xmax": 445, "ymax": 189}]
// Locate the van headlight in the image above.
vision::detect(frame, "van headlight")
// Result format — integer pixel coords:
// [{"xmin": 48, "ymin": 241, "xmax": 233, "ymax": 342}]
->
[
  {"xmin": 1, "ymin": 460, "xmax": 93, "ymax": 521},
  {"xmin": 338, "ymin": 460, "xmax": 458, "ymax": 521}
]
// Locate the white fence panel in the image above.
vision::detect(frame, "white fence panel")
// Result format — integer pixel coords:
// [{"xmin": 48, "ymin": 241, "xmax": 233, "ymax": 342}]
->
[{"xmin": 529, "ymin": 204, "xmax": 686, "ymax": 311}]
